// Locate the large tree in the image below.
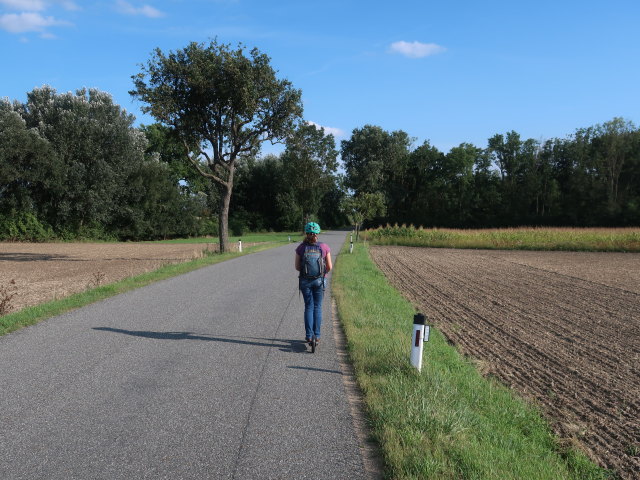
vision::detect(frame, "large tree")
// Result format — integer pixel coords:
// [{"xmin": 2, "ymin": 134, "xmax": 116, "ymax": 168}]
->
[
  {"xmin": 17, "ymin": 86, "xmax": 146, "ymax": 236},
  {"xmin": 131, "ymin": 40, "xmax": 303, "ymax": 251}
]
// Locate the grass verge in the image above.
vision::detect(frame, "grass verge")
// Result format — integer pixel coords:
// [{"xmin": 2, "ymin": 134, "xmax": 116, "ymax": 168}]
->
[
  {"xmin": 0, "ymin": 243, "xmax": 278, "ymax": 337},
  {"xmin": 332, "ymin": 241, "xmax": 611, "ymax": 480},
  {"xmin": 364, "ymin": 225, "xmax": 640, "ymax": 252}
]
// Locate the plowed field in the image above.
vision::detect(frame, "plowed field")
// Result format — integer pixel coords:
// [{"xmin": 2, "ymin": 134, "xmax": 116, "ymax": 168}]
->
[
  {"xmin": 0, "ymin": 242, "xmax": 223, "ymax": 313},
  {"xmin": 370, "ymin": 246, "xmax": 639, "ymax": 480}
]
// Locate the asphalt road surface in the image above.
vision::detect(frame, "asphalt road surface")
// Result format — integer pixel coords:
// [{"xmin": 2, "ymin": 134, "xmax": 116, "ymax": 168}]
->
[{"xmin": 0, "ymin": 231, "xmax": 368, "ymax": 479}]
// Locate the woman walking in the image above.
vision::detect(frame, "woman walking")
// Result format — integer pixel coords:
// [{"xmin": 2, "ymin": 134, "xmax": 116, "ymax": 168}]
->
[{"xmin": 295, "ymin": 222, "xmax": 332, "ymax": 346}]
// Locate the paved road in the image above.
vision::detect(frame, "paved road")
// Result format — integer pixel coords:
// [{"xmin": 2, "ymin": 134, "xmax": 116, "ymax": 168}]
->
[{"xmin": 0, "ymin": 231, "xmax": 368, "ymax": 479}]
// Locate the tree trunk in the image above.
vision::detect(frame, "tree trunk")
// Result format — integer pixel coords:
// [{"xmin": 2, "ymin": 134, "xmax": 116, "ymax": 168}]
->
[{"xmin": 218, "ymin": 183, "xmax": 232, "ymax": 253}]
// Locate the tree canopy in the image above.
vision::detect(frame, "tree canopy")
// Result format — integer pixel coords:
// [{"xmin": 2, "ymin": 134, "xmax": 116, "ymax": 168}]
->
[
  {"xmin": 0, "ymin": 86, "xmax": 208, "ymax": 241},
  {"xmin": 130, "ymin": 39, "xmax": 304, "ymax": 251}
]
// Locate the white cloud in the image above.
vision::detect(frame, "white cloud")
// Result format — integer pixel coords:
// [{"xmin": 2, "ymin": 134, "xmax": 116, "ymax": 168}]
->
[
  {"xmin": 389, "ymin": 41, "xmax": 446, "ymax": 58},
  {"xmin": 307, "ymin": 121, "xmax": 345, "ymax": 138},
  {"xmin": 0, "ymin": 0, "xmax": 46, "ymax": 10},
  {"xmin": 115, "ymin": 0, "xmax": 164, "ymax": 18},
  {"xmin": 0, "ymin": 12, "xmax": 70, "ymax": 33}
]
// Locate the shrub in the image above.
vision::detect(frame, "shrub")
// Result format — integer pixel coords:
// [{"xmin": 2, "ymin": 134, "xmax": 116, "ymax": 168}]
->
[
  {"xmin": 229, "ymin": 215, "xmax": 248, "ymax": 237},
  {"xmin": 0, "ymin": 212, "xmax": 54, "ymax": 242}
]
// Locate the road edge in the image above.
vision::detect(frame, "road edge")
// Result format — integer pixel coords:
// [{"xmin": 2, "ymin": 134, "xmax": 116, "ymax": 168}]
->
[{"xmin": 331, "ymin": 298, "xmax": 384, "ymax": 480}]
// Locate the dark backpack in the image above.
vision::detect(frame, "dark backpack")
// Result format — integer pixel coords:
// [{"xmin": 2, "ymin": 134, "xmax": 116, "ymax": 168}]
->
[{"xmin": 300, "ymin": 243, "xmax": 325, "ymax": 279}]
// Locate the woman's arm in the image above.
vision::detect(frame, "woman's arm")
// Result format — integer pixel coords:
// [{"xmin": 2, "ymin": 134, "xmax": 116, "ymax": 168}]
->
[
  {"xmin": 324, "ymin": 252, "xmax": 332, "ymax": 273},
  {"xmin": 295, "ymin": 253, "xmax": 301, "ymax": 272}
]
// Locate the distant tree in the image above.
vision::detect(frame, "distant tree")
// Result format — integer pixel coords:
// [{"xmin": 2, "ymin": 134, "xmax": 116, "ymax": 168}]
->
[
  {"xmin": 533, "ymin": 140, "xmax": 560, "ymax": 219},
  {"xmin": 341, "ymin": 125, "xmax": 412, "ymax": 202},
  {"xmin": 232, "ymin": 154, "xmax": 289, "ymax": 231},
  {"xmin": 487, "ymin": 131, "xmax": 550, "ymax": 223},
  {"xmin": 590, "ymin": 117, "xmax": 638, "ymax": 216},
  {"xmin": 318, "ymin": 174, "xmax": 349, "ymax": 229},
  {"xmin": 282, "ymin": 123, "xmax": 339, "ymax": 225},
  {"xmin": 445, "ymin": 143, "xmax": 480, "ymax": 224},
  {"xmin": 404, "ymin": 140, "xmax": 446, "ymax": 226},
  {"xmin": 488, "ymin": 131, "xmax": 522, "ymax": 183},
  {"xmin": 470, "ymin": 148, "xmax": 502, "ymax": 226},
  {"xmin": 131, "ymin": 39, "xmax": 303, "ymax": 251},
  {"xmin": 342, "ymin": 192, "xmax": 386, "ymax": 240}
]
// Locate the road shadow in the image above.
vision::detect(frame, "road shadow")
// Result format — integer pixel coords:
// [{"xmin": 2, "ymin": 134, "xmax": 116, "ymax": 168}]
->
[
  {"xmin": 287, "ymin": 366, "xmax": 342, "ymax": 375},
  {"xmin": 93, "ymin": 327, "xmax": 308, "ymax": 353}
]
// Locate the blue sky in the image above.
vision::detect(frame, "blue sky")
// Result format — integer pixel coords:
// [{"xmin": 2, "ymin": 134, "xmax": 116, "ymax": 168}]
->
[{"xmin": 2, "ymin": 0, "xmax": 639, "ymax": 155}]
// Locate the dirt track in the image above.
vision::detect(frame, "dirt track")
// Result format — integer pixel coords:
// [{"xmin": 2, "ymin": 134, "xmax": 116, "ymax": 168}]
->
[
  {"xmin": 0, "ymin": 242, "xmax": 223, "ymax": 313},
  {"xmin": 370, "ymin": 246, "xmax": 639, "ymax": 480}
]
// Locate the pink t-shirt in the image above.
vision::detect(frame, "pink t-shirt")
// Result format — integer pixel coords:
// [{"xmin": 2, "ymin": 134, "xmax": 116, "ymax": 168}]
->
[{"xmin": 295, "ymin": 241, "xmax": 330, "ymax": 258}]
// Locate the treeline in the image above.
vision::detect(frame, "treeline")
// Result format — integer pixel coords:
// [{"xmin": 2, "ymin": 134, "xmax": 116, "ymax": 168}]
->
[
  {"xmin": 2, "ymin": 86, "xmax": 638, "ymax": 242},
  {"xmin": 343, "ymin": 121, "xmax": 640, "ymax": 228},
  {"xmin": 0, "ymin": 86, "xmax": 344, "ymax": 241},
  {"xmin": 230, "ymin": 123, "xmax": 345, "ymax": 233},
  {"xmin": 0, "ymin": 86, "xmax": 216, "ymax": 241}
]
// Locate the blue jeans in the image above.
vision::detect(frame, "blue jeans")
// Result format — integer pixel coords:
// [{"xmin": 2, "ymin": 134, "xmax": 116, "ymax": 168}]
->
[{"xmin": 299, "ymin": 277, "xmax": 325, "ymax": 340}]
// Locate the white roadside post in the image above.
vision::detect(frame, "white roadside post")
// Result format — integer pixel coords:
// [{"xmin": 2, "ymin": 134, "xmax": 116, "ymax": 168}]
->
[
  {"xmin": 349, "ymin": 234, "xmax": 354, "ymax": 254},
  {"xmin": 238, "ymin": 240, "xmax": 242, "ymax": 252},
  {"xmin": 410, "ymin": 313, "xmax": 430, "ymax": 372}
]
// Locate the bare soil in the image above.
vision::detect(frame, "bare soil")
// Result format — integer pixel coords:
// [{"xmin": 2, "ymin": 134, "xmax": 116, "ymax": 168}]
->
[
  {"xmin": 369, "ymin": 246, "xmax": 640, "ymax": 480},
  {"xmin": 0, "ymin": 242, "xmax": 224, "ymax": 313}
]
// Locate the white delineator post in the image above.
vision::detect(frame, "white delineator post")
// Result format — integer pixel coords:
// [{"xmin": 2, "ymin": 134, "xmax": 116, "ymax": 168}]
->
[
  {"xmin": 411, "ymin": 313, "xmax": 430, "ymax": 371},
  {"xmin": 238, "ymin": 240, "xmax": 242, "ymax": 252},
  {"xmin": 349, "ymin": 234, "xmax": 354, "ymax": 254}
]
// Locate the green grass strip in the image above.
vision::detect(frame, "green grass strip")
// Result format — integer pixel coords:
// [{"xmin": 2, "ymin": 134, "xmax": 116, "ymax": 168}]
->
[
  {"xmin": 0, "ymin": 243, "xmax": 280, "ymax": 337},
  {"xmin": 332, "ymin": 242, "xmax": 611, "ymax": 480}
]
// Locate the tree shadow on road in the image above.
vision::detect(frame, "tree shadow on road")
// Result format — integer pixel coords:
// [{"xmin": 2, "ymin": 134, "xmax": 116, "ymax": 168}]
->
[{"xmin": 93, "ymin": 326, "xmax": 308, "ymax": 353}]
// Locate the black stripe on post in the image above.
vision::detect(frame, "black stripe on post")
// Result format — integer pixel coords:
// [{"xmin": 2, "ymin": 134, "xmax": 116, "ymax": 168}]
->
[{"xmin": 413, "ymin": 313, "xmax": 426, "ymax": 325}]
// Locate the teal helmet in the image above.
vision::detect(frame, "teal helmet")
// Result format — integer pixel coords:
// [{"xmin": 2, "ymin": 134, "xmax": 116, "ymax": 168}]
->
[{"xmin": 304, "ymin": 222, "xmax": 321, "ymax": 234}]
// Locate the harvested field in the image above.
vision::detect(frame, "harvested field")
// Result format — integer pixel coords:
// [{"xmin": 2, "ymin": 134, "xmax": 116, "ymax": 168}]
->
[
  {"xmin": 369, "ymin": 246, "xmax": 640, "ymax": 480},
  {"xmin": 0, "ymin": 242, "xmax": 226, "ymax": 314}
]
